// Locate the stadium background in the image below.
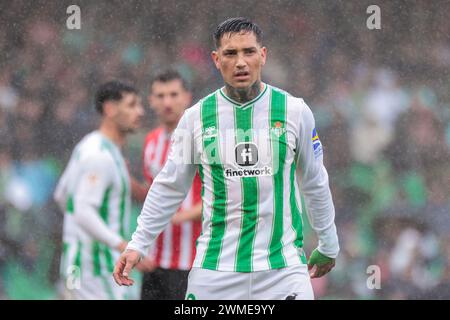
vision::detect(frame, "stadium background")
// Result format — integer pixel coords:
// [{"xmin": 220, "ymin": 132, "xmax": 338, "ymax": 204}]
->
[{"xmin": 1, "ymin": 0, "xmax": 450, "ymax": 299}]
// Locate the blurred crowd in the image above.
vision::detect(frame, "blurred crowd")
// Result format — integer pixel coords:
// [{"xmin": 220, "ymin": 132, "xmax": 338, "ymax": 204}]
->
[{"xmin": 1, "ymin": 0, "xmax": 449, "ymax": 299}]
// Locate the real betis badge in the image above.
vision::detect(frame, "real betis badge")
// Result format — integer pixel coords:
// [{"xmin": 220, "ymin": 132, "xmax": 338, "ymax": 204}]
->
[{"xmin": 270, "ymin": 121, "xmax": 286, "ymax": 137}]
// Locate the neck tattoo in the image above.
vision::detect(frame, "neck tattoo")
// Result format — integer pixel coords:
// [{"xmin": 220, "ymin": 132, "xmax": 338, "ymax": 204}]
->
[{"xmin": 225, "ymin": 80, "xmax": 262, "ymax": 104}]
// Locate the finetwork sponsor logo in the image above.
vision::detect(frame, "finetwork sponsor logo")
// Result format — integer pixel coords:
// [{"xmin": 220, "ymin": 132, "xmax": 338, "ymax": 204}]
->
[
  {"xmin": 235, "ymin": 142, "xmax": 258, "ymax": 166},
  {"xmin": 224, "ymin": 166, "xmax": 272, "ymax": 178}
]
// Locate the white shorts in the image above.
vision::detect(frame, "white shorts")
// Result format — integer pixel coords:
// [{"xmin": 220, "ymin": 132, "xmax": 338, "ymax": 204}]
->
[
  {"xmin": 60, "ymin": 274, "xmax": 129, "ymax": 300},
  {"xmin": 185, "ymin": 265, "xmax": 314, "ymax": 300}
]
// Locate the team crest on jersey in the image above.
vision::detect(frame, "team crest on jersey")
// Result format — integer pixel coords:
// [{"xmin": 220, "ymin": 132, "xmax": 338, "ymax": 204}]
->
[
  {"xmin": 202, "ymin": 126, "xmax": 218, "ymax": 139},
  {"xmin": 87, "ymin": 174, "xmax": 98, "ymax": 185},
  {"xmin": 270, "ymin": 121, "xmax": 286, "ymax": 138},
  {"xmin": 312, "ymin": 128, "xmax": 323, "ymax": 158}
]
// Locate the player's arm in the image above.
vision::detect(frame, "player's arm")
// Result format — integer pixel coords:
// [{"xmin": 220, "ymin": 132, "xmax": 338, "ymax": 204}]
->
[
  {"xmin": 54, "ymin": 167, "xmax": 69, "ymax": 213},
  {"xmin": 54, "ymin": 156, "xmax": 76, "ymax": 213},
  {"xmin": 130, "ymin": 175, "xmax": 149, "ymax": 203},
  {"xmin": 114, "ymin": 110, "xmax": 197, "ymax": 286},
  {"xmin": 296, "ymin": 100, "xmax": 339, "ymax": 278},
  {"xmin": 124, "ymin": 157, "xmax": 150, "ymax": 203},
  {"xmin": 171, "ymin": 202, "xmax": 202, "ymax": 224},
  {"xmin": 73, "ymin": 154, "xmax": 127, "ymax": 252}
]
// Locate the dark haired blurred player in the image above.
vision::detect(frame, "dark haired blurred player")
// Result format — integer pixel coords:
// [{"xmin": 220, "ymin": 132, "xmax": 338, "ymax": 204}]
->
[{"xmin": 54, "ymin": 81, "xmax": 144, "ymax": 299}]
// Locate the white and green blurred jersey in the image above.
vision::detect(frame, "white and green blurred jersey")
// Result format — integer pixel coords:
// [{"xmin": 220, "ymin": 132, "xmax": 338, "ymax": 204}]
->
[
  {"xmin": 55, "ymin": 131, "xmax": 131, "ymax": 298},
  {"xmin": 128, "ymin": 84, "xmax": 339, "ymax": 272}
]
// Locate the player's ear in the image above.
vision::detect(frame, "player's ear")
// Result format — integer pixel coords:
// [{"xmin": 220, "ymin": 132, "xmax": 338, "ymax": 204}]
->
[
  {"xmin": 260, "ymin": 46, "xmax": 267, "ymax": 66},
  {"xmin": 103, "ymin": 101, "xmax": 117, "ymax": 117},
  {"xmin": 211, "ymin": 51, "xmax": 220, "ymax": 70}
]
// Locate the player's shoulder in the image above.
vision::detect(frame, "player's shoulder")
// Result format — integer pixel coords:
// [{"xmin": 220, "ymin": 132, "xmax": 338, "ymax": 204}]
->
[
  {"xmin": 188, "ymin": 90, "xmax": 216, "ymax": 112},
  {"xmin": 181, "ymin": 91, "xmax": 217, "ymax": 122},
  {"xmin": 199, "ymin": 89, "xmax": 220, "ymax": 102},
  {"xmin": 186, "ymin": 89, "xmax": 222, "ymax": 115},
  {"xmin": 268, "ymin": 84, "xmax": 310, "ymax": 115},
  {"xmin": 194, "ymin": 89, "xmax": 221, "ymax": 109},
  {"xmin": 75, "ymin": 131, "xmax": 114, "ymax": 164},
  {"xmin": 184, "ymin": 101, "xmax": 201, "ymax": 119}
]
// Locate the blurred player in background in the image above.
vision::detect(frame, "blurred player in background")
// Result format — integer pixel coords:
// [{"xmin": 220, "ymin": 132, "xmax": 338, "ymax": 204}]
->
[
  {"xmin": 54, "ymin": 81, "xmax": 144, "ymax": 299},
  {"xmin": 137, "ymin": 70, "xmax": 202, "ymax": 300},
  {"xmin": 114, "ymin": 18, "xmax": 339, "ymax": 300}
]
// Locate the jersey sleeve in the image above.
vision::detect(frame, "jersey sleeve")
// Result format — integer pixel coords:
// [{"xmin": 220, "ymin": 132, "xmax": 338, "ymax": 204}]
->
[
  {"xmin": 72, "ymin": 153, "xmax": 123, "ymax": 248},
  {"xmin": 54, "ymin": 150, "xmax": 78, "ymax": 212},
  {"xmin": 295, "ymin": 100, "xmax": 340, "ymax": 259},
  {"xmin": 127, "ymin": 110, "xmax": 197, "ymax": 256},
  {"xmin": 74, "ymin": 153, "xmax": 114, "ymax": 207},
  {"xmin": 54, "ymin": 164, "xmax": 70, "ymax": 212}
]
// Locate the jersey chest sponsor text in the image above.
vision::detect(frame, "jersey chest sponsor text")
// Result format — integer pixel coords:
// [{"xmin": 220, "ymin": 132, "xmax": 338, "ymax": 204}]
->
[{"xmin": 197, "ymin": 127, "xmax": 296, "ymax": 178}]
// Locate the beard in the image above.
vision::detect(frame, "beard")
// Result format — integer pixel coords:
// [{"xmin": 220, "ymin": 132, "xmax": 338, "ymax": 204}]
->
[{"xmin": 118, "ymin": 123, "xmax": 137, "ymax": 134}]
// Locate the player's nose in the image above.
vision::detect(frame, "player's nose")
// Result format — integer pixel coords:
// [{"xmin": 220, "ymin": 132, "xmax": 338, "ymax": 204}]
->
[
  {"xmin": 136, "ymin": 104, "xmax": 145, "ymax": 117},
  {"xmin": 162, "ymin": 95, "xmax": 174, "ymax": 107},
  {"xmin": 236, "ymin": 53, "xmax": 247, "ymax": 68}
]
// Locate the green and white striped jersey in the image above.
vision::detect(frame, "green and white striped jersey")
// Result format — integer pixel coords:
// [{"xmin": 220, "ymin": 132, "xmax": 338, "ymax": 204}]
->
[
  {"xmin": 129, "ymin": 84, "xmax": 339, "ymax": 272},
  {"xmin": 55, "ymin": 131, "xmax": 131, "ymax": 280}
]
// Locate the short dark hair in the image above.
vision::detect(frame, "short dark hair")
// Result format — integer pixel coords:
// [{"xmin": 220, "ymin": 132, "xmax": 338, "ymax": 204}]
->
[
  {"xmin": 213, "ymin": 17, "xmax": 263, "ymax": 48},
  {"xmin": 149, "ymin": 69, "xmax": 189, "ymax": 92},
  {"xmin": 95, "ymin": 81, "xmax": 137, "ymax": 114}
]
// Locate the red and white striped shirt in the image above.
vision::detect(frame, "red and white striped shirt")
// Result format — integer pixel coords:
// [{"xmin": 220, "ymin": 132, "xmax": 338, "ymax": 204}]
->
[{"xmin": 143, "ymin": 127, "xmax": 202, "ymax": 270}]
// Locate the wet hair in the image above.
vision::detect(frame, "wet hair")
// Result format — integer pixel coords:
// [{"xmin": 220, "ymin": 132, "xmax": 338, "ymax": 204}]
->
[
  {"xmin": 149, "ymin": 69, "xmax": 189, "ymax": 92},
  {"xmin": 95, "ymin": 80, "xmax": 137, "ymax": 114},
  {"xmin": 213, "ymin": 17, "xmax": 263, "ymax": 48}
]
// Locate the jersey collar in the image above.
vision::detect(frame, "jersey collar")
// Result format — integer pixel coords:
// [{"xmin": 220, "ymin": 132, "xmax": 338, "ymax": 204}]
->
[{"xmin": 219, "ymin": 83, "xmax": 268, "ymax": 109}]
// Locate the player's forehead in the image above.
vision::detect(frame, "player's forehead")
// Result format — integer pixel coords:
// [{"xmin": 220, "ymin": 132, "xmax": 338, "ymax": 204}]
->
[
  {"xmin": 218, "ymin": 31, "xmax": 260, "ymax": 50},
  {"xmin": 151, "ymin": 79, "xmax": 184, "ymax": 94}
]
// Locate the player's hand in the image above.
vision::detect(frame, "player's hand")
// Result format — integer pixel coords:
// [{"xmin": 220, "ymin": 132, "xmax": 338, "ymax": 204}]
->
[
  {"xmin": 307, "ymin": 248, "xmax": 335, "ymax": 279},
  {"xmin": 171, "ymin": 212, "xmax": 186, "ymax": 225},
  {"xmin": 116, "ymin": 241, "xmax": 128, "ymax": 252},
  {"xmin": 136, "ymin": 256, "xmax": 156, "ymax": 273},
  {"xmin": 113, "ymin": 249, "xmax": 141, "ymax": 286},
  {"xmin": 172, "ymin": 204, "xmax": 202, "ymax": 224}
]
